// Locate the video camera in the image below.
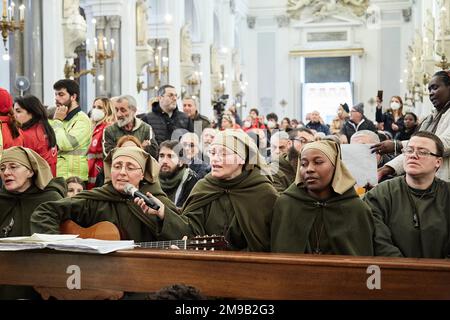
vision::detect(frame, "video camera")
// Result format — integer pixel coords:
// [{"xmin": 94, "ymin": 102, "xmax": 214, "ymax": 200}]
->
[{"xmin": 212, "ymin": 94, "xmax": 229, "ymax": 116}]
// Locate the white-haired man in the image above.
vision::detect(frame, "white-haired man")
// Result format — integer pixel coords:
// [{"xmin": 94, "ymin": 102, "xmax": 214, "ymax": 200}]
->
[{"xmin": 103, "ymin": 95, "xmax": 158, "ymax": 158}]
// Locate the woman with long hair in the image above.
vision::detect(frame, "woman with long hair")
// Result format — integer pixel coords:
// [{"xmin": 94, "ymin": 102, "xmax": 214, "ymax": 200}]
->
[
  {"xmin": 87, "ymin": 97, "xmax": 115, "ymax": 189},
  {"xmin": 375, "ymin": 95, "xmax": 405, "ymax": 137},
  {"xmin": 13, "ymin": 95, "xmax": 57, "ymax": 176}
]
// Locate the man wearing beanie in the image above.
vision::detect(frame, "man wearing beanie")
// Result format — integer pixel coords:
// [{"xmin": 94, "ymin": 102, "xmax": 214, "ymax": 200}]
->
[
  {"xmin": 51, "ymin": 80, "xmax": 91, "ymax": 181},
  {"xmin": 340, "ymin": 102, "xmax": 377, "ymax": 143}
]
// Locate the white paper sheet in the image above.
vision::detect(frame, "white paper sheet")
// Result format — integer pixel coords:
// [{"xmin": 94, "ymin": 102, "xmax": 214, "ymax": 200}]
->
[{"xmin": 341, "ymin": 144, "xmax": 378, "ymax": 187}]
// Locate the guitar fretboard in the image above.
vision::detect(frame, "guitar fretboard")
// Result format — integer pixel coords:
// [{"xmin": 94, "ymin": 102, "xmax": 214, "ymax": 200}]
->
[{"xmin": 136, "ymin": 240, "xmax": 186, "ymax": 249}]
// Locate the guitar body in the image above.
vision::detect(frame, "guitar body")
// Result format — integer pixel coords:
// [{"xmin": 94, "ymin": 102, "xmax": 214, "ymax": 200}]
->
[
  {"xmin": 60, "ymin": 220, "xmax": 228, "ymax": 250},
  {"xmin": 60, "ymin": 220, "xmax": 121, "ymax": 241}
]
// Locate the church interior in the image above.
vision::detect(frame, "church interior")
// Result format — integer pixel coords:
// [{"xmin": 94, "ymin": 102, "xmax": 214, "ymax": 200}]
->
[
  {"xmin": 0, "ymin": 0, "xmax": 450, "ymax": 303},
  {"xmin": 1, "ymin": 0, "xmax": 448, "ymax": 122}
]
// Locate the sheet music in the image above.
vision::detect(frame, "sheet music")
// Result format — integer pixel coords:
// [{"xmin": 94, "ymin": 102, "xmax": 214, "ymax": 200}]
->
[{"xmin": 0, "ymin": 234, "xmax": 135, "ymax": 254}]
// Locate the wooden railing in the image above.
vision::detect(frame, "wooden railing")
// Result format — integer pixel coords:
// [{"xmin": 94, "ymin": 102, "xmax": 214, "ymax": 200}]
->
[{"xmin": 0, "ymin": 249, "xmax": 449, "ymax": 299}]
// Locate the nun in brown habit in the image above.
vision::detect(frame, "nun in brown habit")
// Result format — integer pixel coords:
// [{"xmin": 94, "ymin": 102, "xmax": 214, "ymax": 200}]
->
[
  {"xmin": 0, "ymin": 147, "xmax": 66, "ymax": 300},
  {"xmin": 135, "ymin": 130, "xmax": 279, "ymax": 252},
  {"xmin": 0, "ymin": 146, "xmax": 65, "ymax": 238},
  {"xmin": 30, "ymin": 146, "xmax": 178, "ymax": 241},
  {"xmin": 271, "ymin": 140, "xmax": 374, "ymax": 255}
]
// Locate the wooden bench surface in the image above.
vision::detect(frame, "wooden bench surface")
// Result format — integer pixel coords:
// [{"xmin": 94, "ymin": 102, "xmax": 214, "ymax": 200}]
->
[{"xmin": 0, "ymin": 249, "xmax": 449, "ymax": 299}]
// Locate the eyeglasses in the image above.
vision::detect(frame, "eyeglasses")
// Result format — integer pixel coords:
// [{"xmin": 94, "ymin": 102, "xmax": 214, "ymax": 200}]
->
[
  {"xmin": 402, "ymin": 147, "xmax": 441, "ymax": 158},
  {"xmin": 0, "ymin": 164, "xmax": 26, "ymax": 173},
  {"xmin": 163, "ymin": 93, "xmax": 178, "ymax": 99},
  {"xmin": 182, "ymin": 142, "xmax": 196, "ymax": 148},
  {"xmin": 111, "ymin": 163, "xmax": 142, "ymax": 173},
  {"xmin": 208, "ymin": 149, "xmax": 236, "ymax": 160},
  {"xmin": 291, "ymin": 138, "xmax": 311, "ymax": 144}
]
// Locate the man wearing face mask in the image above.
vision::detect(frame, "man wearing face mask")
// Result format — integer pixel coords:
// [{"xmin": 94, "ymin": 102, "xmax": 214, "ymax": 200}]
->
[{"xmin": 375, "ymin": 95, "xmax": 405, "ymax": 137}]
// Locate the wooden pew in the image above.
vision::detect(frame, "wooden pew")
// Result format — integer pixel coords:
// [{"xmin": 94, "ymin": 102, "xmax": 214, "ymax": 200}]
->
[{"xmin": 0, "ymin": 249, "xmax": 449, "ymax": 299}]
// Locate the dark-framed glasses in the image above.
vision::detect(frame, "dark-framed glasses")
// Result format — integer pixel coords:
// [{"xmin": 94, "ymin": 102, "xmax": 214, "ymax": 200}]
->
[{"xmin": 402, "ymin": 147, "xmax": 441, "ymax": 158}]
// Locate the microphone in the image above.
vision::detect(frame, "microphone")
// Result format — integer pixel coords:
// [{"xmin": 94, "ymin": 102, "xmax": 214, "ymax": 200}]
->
[{"xmin": 124, "ymin": 183, "xmax": 160, "ymax": 211}]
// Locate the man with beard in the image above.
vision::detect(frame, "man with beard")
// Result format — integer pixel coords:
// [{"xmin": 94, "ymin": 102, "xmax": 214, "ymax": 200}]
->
[
  {"xmin": 158, "ymin": 140, "xmax": 199, "ymax": 209},
  {"xmin": 270, "ymin": 128, "xmax": 315, "ymax": 192},
  {"xmin": 103, "ymin": 95, "xmax": 158, "ymax": 159},
  {"xmin": 142, "ymin": 85, "xmax": 193, "ymax": 144},
  {"xmin": 51, "ymin": 79, "xmax": 91, "ymax": 180}
]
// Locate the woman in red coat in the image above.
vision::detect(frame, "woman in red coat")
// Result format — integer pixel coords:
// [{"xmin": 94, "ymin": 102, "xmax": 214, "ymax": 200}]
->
[
  {"xmin": 87, "ymin": 97, "xmax": 115, "ymax": 189},
  {"xmin": 13, "ymin": 95, "xmax": 57, "ymax": 176},
  {"xmin": 0, "ymin": 87, "xmax": 24, "ymax": 153}
]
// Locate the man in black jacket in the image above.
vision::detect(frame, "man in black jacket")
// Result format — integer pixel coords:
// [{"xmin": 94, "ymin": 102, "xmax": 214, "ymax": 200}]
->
[
  {"xmin": 142, "ymin": 85, "xmax": 193, "ymax": 144},
  {"xmin": 340, "ymin": 103, "xmax": 377, "ymax": 143}
]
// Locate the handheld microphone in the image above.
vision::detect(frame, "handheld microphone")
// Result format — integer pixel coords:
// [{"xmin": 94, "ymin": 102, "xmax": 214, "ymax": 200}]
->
[{"xmin": 124, "ymin": 183, "xmax": 161, "ymax": 211}]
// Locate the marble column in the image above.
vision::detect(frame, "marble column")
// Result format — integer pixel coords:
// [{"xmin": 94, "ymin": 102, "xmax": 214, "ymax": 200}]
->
[
  {"xmin": 42, "ymin": 0, "xmax": 64, "ymax": 105},
  {"xmin": 95, "ymin": 16, "xmax": 106, "ymax": 97},
  {"xmin": 109, "ymin": 15, "xmax": 121, "ymax": 97},
  {"xmin": 8, "ymin": 0, "xmax": 25, "ymax": 97},
  {"xmin": 23, "ymin": 0, "xmax": 43, "ymax": 99}
]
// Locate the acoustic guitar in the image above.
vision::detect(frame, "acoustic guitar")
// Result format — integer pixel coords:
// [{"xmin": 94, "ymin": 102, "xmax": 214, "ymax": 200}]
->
[{"xmin": 60, "ymin": 220, "xmax": 229, "ymax": 251}]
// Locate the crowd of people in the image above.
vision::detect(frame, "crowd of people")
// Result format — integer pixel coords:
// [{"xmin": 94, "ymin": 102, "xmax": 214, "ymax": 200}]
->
[{"xmin": 0, "ymin": 69, "xmax": 449, "ymax": 299}]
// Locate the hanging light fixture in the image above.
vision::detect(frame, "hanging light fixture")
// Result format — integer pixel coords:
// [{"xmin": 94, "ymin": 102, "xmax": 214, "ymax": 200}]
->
[{"xmin": 1, "ymin": 0, "xmax": 25, "ymax": 60}]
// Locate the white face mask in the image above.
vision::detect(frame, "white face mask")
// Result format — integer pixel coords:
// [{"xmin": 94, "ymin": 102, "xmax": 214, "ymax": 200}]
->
[
  {"xmin": 91, "ymin": 108, "xmax": 105, "ymax": 122},
  {"xmin": 267, "ymin": 121, "xmax": 276, "ymax": 129},
  {"xmin": 390, "ymin": 102, "xmax": 401, "ymax": 111},
  {"xmin": 243, "ymin": 121, "xmax": 251, "ymax": 128}
]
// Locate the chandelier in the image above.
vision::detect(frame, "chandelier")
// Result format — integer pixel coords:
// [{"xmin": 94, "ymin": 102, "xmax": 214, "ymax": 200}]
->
[
  {"xmin": 137, "ymin": 39, "xmax": 169, "ymax": 93},
  {"xmin": 64, "ymin": 20, "xmax": 115, "ymax": 80},
  {"xmin": 1, "ymin": 0, "xmax": 25, "ymax": 60}
]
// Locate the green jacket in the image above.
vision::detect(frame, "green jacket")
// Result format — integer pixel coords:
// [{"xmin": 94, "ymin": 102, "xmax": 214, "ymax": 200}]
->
[
  {"xmin": 102, "ymin": 118, "xmax": 159, "ymax": 159},
  {"xmin": 364, "ymin": 177, "xmax": 450, "ymax": 258},
  {"xmin": 271, "ymin": 183, "xmax": 374, "ymax": 256},
  {"xmin": 30, "ymin": 182, "xmax": 178, "ymax": 242},
  {"xmin": 158, "ymin": 169, "xmax": 279, "ymax": 252},
  {"xmin": 0, "ymin": 178, "xmax": 66, "ymax": 238},
  {"xmin": 51, "ymin": 108, "xmax": 92, "ymax": 180}
]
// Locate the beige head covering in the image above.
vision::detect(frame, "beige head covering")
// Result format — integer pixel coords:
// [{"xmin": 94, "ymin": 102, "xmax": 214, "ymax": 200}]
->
[
  {"xmin": 295, "ymin": 140, "xmax": 355, "ymax": 195},
  {"xmin": 211, "ymin": 129, "xmax": 269, "ymax": 173},
  {"xmin": 0, "ymin": 146, "xmax": 53, "ymax": 190},
  {"xmin": 103, "ymin": 146, "xmax": 160, "ymax": 183}
]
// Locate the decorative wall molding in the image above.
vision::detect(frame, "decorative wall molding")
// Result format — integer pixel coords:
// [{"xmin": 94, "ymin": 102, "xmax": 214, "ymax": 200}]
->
[{"xmin": 289, "ymin": 47, "xmax": 365, "ymax": 57}]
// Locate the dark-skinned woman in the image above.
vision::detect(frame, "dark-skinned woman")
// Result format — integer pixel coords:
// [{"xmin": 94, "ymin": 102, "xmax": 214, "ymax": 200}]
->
[
  {"xmin": 374, "ymin": 70, "xmax": 450, "ymax": 182},
  {"xmin": 271, "ymin": 140, "xmax": 374, "ymax": 255}
]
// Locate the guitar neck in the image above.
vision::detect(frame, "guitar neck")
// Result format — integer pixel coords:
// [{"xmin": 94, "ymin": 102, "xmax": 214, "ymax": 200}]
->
[{"xmin": 136, "ymin": 239, "xmax": 187, "ymax": 250}]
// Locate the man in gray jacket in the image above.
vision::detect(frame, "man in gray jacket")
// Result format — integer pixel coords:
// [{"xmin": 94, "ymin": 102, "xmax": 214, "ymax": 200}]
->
[{"xmin": 103, "ymin": 95, "xmax": 158, "ymax": 158}]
